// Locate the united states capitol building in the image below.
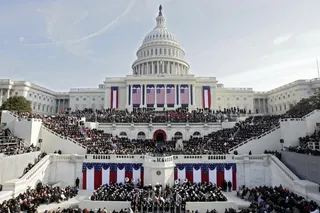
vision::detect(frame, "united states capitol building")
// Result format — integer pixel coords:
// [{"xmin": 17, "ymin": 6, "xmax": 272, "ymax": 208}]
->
[{"xmin": 0, "ymin": 6, "xmax": 320, "ymax": 115}]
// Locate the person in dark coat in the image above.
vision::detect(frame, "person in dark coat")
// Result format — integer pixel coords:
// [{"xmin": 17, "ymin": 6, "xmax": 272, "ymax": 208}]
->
[
  {"xmin": 75, "ymin": 177, "xmax": 80, "ymax": 188},
  {"xmin": 223, "ymin": 180, "xmax": 228, "ymax": 191},
  {"xmin": 227, "ymin": 181, "xmax": 232, "ymax": 192}
]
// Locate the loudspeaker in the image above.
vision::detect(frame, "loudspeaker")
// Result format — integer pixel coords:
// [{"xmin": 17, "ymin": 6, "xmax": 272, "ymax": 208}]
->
[
  {"xmin": 280, "ymin": 139, "xmax": 284, "ymax": 144},
  {"xmin": 38, "ymin": 139, "xmax": 43, "ymax": 143}
]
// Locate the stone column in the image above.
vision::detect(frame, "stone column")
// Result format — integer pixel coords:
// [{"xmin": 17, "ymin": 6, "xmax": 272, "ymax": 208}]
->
[
  {"xmin": 0, "ymin": 89, "xmax": 3, "ymax": 106},
  {"xmin": 167, "ymin": 62, "xmax": 170, "ymax": 74},
  {"xmin": 157, "ymin": 61, "xmax": 159, "ymax": 74},
  {"xmin": 152, "ymin": 62, "xmax": 154, "ymax": 75},
  {"xmin": 6, "ymin": 89, "xmax": 10, "ymax": 99},
  {"xmin": 126, "ymin": 85, "xmax": 129, "ymax": 106}
]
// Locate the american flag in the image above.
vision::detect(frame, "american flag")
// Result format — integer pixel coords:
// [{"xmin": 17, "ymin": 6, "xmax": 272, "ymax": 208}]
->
[
  {"xmin": 132, "ymin": 87, "xmax": 141, "ymax": 105},
  {"xmin": 180, "ymin": 87, "xmax": 189, "ymax": 105},
  {"xmin": 156, "ymin": 86, "xmax": 165, "ymax": 105},
  {"xmin": 166, "ymin": 86, "xmax": 175, "ymax": 105},
  {"xmin": 146, "ymin": 86, "xmax": 155, "ymax": 105}
]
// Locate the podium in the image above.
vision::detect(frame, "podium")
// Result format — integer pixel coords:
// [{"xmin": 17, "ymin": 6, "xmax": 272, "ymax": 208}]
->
[{"xmin": 143, "ymin": 154, "xmax": 175, "ymax": 186}]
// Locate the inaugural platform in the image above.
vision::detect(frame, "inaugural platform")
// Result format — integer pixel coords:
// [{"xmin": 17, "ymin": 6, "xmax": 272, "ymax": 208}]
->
[{"xmin": 0, "ymin": 4, "xmax": 320, "ymax": 213}]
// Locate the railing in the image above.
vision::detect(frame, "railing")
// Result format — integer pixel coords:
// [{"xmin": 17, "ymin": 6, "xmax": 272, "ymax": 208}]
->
[
  {"xmin": 84, "ymin": 154, "xmax": 234, "ymax": 162},
  {"xmin": 269, "ymin": 155, "xmax": 298, "ymax": 182},
  {"xmin": 41, "ymin": 126, "xmax": 87, "ymax": 149},
  {"xmin": 21, "ymin": 155, "xmax": 50, "ymax": 182},
  {"xmin": 232, "ymin": 154, "xmax": 267, "ymax": 161},
  {"xmin": 302, "ymin": 109, "xmax": 320, "ymax": 119},
  {"xmin": 280, "ymin": 118, "xmax": 305, "ymax": 122},
  {"xmin": 228, "ymin": 125, "xmax": 281, "ymax": 152}
]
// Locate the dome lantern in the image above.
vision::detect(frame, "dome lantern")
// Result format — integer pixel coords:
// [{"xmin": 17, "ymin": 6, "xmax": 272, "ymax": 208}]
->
[{"xmin": 131, "ymin": 5, "xmax": 190, "ymax": 76}]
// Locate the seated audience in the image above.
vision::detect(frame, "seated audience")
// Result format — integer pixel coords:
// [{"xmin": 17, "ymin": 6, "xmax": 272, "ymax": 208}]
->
[
  {"xmin": 0, "ymin": 184, "xmax": 78, "ymax": 212},
  {"xmin": 11, "ymin": 111, "xmax": 282, "ymax": 155},
  {"xmin": 237, "ymin": 185, "xmax": 319, "ymax": 213},
  {"xmin": 90, "ymin": 181, "xmax": 226, "ymax": 213}
]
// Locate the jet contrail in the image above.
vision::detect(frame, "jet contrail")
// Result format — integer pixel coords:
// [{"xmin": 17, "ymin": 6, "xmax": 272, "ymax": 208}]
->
[{"xmin": 25, "ymin": 0, "xmax": 135, "ymax": 47}]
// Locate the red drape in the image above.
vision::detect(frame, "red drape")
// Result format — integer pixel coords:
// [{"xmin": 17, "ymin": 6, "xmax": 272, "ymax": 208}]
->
[
  {"xmin": 208, "ymin": 89, "xmax": 211, "ymax": 109},
  {"xmin": 232, "ymin": 171, "xmax": 237, "ymax": 190},
  {"xmin": 201, "ymin": 171, "xmax": 209, "ymax": 184},
  {"xmin": 186, "ymin": 171, "xmax": 193, "ymax": 184},
  {"xmin": 110, "ymin": 89, "xmax": 113, "ymax": 108},
  {"xmin": 110, "ymin": 171, "xmax": 117, "ymax": 184},
  {"xmin": 82, "ymin": 170, "xmax": 87, "ymax": 190},
  {"xmin": 140, "ymin": 169, "xmax": 144, "ymax": 186},
  {"xmin": 216, "ymin": 171, "xmax": 224, "ymax": 188},
  {"xmin": 174, "ymin": 170, "xmax": 178, "ymax": 180},
  {"xmin": 125, "ymin": 171, "xmax": 133, "ymax": 181},
  {"xmin": 202, "ymin": 88, "xmax": 205, "ymax": 108},
  {"xmin": 116, "ymin": 89, "xmax": 119, "ymax": 108},
  {"xmin": 94, "ymin": 170, "xmax": 102, "ymax": 190}
]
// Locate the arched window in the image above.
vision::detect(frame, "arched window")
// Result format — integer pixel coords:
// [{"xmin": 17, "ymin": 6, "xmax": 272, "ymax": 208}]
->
[
  {"xmin": 137, "ymin": 132, "xmax": 146, "ymax": 140},
  {"xmin": 193, "ymin": 131, "xmax": 201, "ymax": 138},
  {"xmin": 174, "ymin": 131, "xmax": 183, "ymax": 139},
  {"xmin": 119, "ymin": 131, "xmax": 127, "ymax": 138}
]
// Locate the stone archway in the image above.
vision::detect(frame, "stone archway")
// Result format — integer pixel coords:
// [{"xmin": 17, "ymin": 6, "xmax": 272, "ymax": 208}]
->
[{"xmin": 153, "ymin": 129, "xmax": 167, "ymax": 141}]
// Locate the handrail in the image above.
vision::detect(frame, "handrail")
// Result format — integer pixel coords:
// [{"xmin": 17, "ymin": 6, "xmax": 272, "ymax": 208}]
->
[
  {"xmin": 41, "ymin": 126, "xmax": 87, "ymax": 149},
  {"xmin": 269, "ymin": 155, "xmax": 298, "ymax": 181},
  {"xmin": 21, "ymin": 155, "xmax": 50, "ymax": 181},
  {"xmin": 228, "ymin": 125, "xmax": 280, "ymax": 152},
  {"xmin": 302, "ymin": 109, "xmax": 320, "ymax": 119}
]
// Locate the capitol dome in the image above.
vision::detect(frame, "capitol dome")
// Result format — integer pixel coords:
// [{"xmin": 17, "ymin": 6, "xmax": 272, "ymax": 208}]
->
[{"xmin": 132, "ymin": 5, "xmax": 190, "ymax": 76}]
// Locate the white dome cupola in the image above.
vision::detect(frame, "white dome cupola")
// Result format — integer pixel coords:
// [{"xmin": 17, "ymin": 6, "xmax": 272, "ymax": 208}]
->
[{"xmin": 132, "ymin": 5, "xmax": 190, "ymax": 76}]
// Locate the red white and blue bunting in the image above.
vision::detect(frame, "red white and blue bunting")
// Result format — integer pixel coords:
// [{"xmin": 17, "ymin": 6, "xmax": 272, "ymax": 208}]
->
[
  {"xmin": 82, "ymin": 163, "xmax": 144, "ymax": 190},
  {"xmin": 174, "ymin": 163, "xmax": 237, "ymax": 190}
]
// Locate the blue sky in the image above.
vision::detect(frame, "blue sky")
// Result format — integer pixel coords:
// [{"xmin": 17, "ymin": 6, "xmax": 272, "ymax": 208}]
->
[{"xmin": 1, "ymin": 0, "xmax": 320, "ymax": 92}]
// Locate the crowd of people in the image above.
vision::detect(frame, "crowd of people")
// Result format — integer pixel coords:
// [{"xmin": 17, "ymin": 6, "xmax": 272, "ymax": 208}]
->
[
  {"xmin": 0, "ymin": 183, "xmax": 78, "ymax": 213},
  {"xmin": 284, "ymin": 130, "xmax": 320, "ymax": 156},
  {"xmin": 90, "ymin": 181, "xmax": 227, "ymax": 212},
  {"xmin": 11, "ymin": 110, "xmax": 281, "ymax": 155},
  {"xmin": 236, "ymin": 185, "xmax": 319, "ymax": 213},
  {"xmin": 71, "ymin": 107, "xmax": 247, "ymax": 124},
  {"xmin": 0, "ymin": 126, "xmax": 41, "ymax": 156},
  {"xmin": 44, "ymin": 208, "xmax": 131, "ymax": 213},
  {"xmin": 20, "ymin": 152, "xmax": 47, "ymax": 177}
]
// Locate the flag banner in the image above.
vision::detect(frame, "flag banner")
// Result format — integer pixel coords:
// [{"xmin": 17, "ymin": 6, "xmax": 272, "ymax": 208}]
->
[
  {"xmin": 128, "ymin": 85, "xmax": 131, "ymax": 106},
  {"xmin": 82, "ymin": 163, "xmax": 144, "ymax": 190},
  {"xmin": 156, "ymin": 84, "xmax": 165, "ymax": 107},
  {"xmin": 174, "ymin": 163, "xmax": 236, "ymax": 190},
  {"xmin": 146, "ymin": 84, "xmax": 155, "ymax": 107},
  {"xmin": 190, "ymin": 85, "xmax": 193, "ymax": 105},
  {"xmin": 110, "ymin": 87, "xmax": 119, "ymax": 109},
  {"xmin": 142, "ymin": 85, "xmax": 145, "ymax": 105},
  {"xmin": 132, "ymin": 85, "xmax": 141, "ymax": 107},
  {"xmin": 202, "ymin": 86, "xmax": 211, "ymax": 109},
  {"xmin": 166, "ymin": 84, "xmax": 175, "ymax": 107},
  {"xmin": 180, "ymin": 85, "xmax": 189, "ymax": 107}
]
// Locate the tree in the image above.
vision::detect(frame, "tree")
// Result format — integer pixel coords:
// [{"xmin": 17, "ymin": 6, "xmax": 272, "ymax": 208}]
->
[{"xmin": 0, "ymin": 96, "xmax": 32, "ymax": 112}]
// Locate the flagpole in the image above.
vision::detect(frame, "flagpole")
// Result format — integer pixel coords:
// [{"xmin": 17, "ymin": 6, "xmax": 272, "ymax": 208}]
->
[{"xmin": 317, "ymin": 58, "xmax": 320, "ymax": 78}]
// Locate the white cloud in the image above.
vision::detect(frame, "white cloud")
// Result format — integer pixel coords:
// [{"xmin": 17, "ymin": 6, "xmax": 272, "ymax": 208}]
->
[
  {"xmin": 273, "ymin": 33, "xmax": 292, "ymax": 45},
  {"xmin": 19, "ymin": 36, "xmax": 25, "ymax": 42}
]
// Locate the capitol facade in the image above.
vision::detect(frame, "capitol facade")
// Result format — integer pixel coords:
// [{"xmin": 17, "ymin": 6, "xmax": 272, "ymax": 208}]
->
[{"xmin": 1, "ymin": 6, "xmax": 320, "ymax": 115}]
